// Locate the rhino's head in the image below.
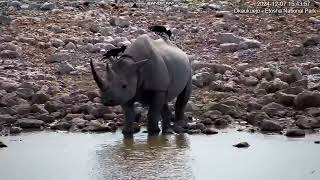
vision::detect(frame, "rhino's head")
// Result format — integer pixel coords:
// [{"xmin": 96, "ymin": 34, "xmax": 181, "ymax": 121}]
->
[{"xmin": 90, "ymin": 57, "xmax": 148, "ymax": 106}]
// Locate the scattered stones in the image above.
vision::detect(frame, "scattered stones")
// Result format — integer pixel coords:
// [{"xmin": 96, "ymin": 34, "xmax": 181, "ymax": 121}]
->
[
  {"xmin": 192, "ymin": 71, "xmax": 212, "ymax": 87},
  {"xmin": 285, "ymin": 129, "xmax": 305, "ymax": 137},
  {"xmin": 233, "ymin": 142, "xmax": 250, "ymax": 148},
  {"xmin": 50, "ymin": 121, "xmax": 71, "ymax": 130},
  {"xmin": 0, "ymin": 50, "xmax": 20, "ymax": 58}
]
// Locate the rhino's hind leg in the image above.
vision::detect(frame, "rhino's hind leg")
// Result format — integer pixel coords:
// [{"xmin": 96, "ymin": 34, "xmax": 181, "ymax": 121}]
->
[
  {"xmin": 147, "ymin": 92, "xmax": 166, "ymax": 136},
  {"xmin": 174, "ymin": 81, "xmax": 192, "ymax": 133},
  {"xmin": 161, "ymin": 103, "xmax": 175, "ymax": 134}
]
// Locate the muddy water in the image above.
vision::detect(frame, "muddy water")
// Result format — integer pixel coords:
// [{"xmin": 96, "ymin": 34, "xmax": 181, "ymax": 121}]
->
[{"xmin": 1, "ymin": 129, "xmax": 320, "ymax": 180}]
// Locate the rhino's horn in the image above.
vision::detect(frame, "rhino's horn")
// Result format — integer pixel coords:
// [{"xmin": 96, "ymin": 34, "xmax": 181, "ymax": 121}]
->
[{"xmin": 90, "ymin": 59, "xmax": 106, "ymax": 90}]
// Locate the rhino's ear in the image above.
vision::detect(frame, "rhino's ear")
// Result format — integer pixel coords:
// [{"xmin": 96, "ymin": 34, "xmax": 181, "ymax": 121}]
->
[{"xmin": 134, "ymin": 59, "xmax": 149, "ymax": 70}]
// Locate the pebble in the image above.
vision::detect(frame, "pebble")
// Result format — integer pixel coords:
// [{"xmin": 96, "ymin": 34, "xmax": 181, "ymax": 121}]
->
[{"xmin": 233, "ymin": 142, "xmax": 250, "ymax": 148}]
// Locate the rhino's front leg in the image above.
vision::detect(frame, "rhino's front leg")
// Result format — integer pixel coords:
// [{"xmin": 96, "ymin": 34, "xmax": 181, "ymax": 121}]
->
[
  {"xmin": 121, "ymin": 102, "xmax": 136, "ymax": 135},
  {"xmin": 147, "ymin": 91, "xmax": 166, "ymax": 136}
]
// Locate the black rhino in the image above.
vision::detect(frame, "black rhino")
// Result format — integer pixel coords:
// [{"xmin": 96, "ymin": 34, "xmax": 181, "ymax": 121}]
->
[{"xmin": 90, "ymin": 34, "xmax": 192, "ymax": 136}]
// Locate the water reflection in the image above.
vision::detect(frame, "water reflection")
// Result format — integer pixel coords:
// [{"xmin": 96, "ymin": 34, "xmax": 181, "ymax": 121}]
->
[{"xmin": 94, "ymin": 134, "xmax": 194, "ymax": 180}]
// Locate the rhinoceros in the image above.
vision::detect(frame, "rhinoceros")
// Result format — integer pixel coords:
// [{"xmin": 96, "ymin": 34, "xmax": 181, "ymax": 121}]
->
[{"xmin": 90, "ymin": 34, "xmax": 192, "ymax": 136}]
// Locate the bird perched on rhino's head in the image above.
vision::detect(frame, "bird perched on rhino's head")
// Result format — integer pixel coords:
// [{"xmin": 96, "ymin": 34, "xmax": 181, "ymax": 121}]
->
[{"xmin": 90, "ymin": 34, "xmax": 192, "ymax": 137}]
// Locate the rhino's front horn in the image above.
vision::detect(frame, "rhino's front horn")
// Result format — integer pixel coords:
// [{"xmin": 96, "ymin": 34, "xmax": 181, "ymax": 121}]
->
[{"xmin": 90, "ymin": 59, "xmax": 106, "ymax": 90}]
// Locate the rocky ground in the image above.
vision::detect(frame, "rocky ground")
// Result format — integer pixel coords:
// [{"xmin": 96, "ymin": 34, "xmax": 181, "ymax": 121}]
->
[{"xmin": 1, "ymin": 0, "xmax": 320, "ymax": 137}]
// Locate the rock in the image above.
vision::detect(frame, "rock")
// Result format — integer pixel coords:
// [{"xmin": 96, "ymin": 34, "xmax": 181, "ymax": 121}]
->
[
  {"xmin": 36, "ymin": 114, "xmax": 55, "ymax": 123},
  {"xmin": 187, "ymin": 129, "xmax": 202, "ymax": 134},
  {"xmin": 310, "ymin": 67, "xmax": 320, "ymax": 74},
  {"xmin": 85, "ymin": 120, "xmax": 111, "ymax": 132},
  {"xmin": 30, "ymin": 104, "xmax": 48, "ymax": 114},
  {"xmin": 215, "ymin": 33, "xmax": 243, "ymax": 44},
  {"xmin": 295, "ymin": 115, "xmax": 320, "ymax": 129},
  {"xmin": 233, "ymin": 142, "xmax": 250, "ymax": 148},
  {"xmin": 89, "ymin": 24, "xmax": 100, "ymax": 33},
  {"xmin": 31, "ymin": 92, "xmax": 50, "ymax": 104},
  {"xmin": 290, "ymin": 45, "xmax": 304, "ymax": 56},
  {"xmin": 188, "ymin": 122, "xmax": 205, "ymax": 130},
  {"xmin": 0, "ymin": 141, "xmax": 7, "ymax": 148},
  {"xmin": 303, "ymin": 36, "xmax": 319, "ymax": 47},
  {"xmin": 71, "ymin": 118, "xmax": 87, "ymax": 128},
  {"xmin": 202, "ymin": 128, "xmax": 218, "ymax": 135},
  {"xmin": 16, "ymin": 88, "xmax": 34, "ymax": 99},
  {"xmin": 44, "ymin": 100, "xmax": 64, "ymax": 113},
  {"xmin": 65, "ymin": 42, "xmax": 76, "ymax": 50},
  {"xmin": 50, "ymin": 121, "xmax": 71, "ymax": 130},
  {"xmin": 274, "ymin": 91, "xmax": 296, "ymax": 106},
  {"xmin": 47, "ymin": 53, "xmax": 70, "ymax": 63},
  {"xmin": 315, "ymin": 141, "xmax": 320, "ymax": 144},
  {"xmin": 265, "ymin": 78, "xmax": 289, "ymax": 93},
  {"xmin": 261, "ymin": 102, "xmax": 286, "ymax": 117},
  {"xmin": 206, "ymin": 102, "xmax": 232, "ymax": 115},
  {"xmin": 9, "ymin": 126, "xmax": 22, "ymax": 134},
  {"xmin": 294, "ymin": 91, "xmax": 320, "ymax": 109},
  {"xmin": 0, "ymin": 50, "xmax": 20, "ymax": 58},
  {"xmin": 51, "ymin": 38, "xmax": 64, "ymax": 48},
  {"xmin": 243, "ymin": 76, "xmax": 259, "ymax": 86},
  {"xmin": 0, "ymin": 107, "xmax": 16, "ymax": 116},
  {"xmin": 109, "ymin": 16, "xmax": 130, "ymax": 28},
  {"xmin": 14, "ymin": 104, "xmax": 32, "ymax": 115},
  {"xmin": 239, "ymin": 39, "xmax": 261, "ymax": 49},
  {"xmin": 247, "ymin": 102, "xmax": 262, "ymax": 112},
  {"xmin": 17, "ymin": 118, "xmax": 44, "ymax": 128},
  {"xmin": 219, "ymin": 43, "xmax": 239, "ymax": 53},
  {"xmin": 260, "ymin": 120, "xmax": 283, "ymax": 132},
  {"xmin": 192, "ymin": 72, "xmax": 212, "ymax": 87},
  {"xmin": 0, "ymin": 114, "xmax": 17, "ymax": 124},
  {"xmin": 40, "ymin": 2, "xmax": 56, "ymax": 11},
  {"xmin": 100, "ymin": 27, "xmax": 113, "ymax": 36},
  {"xmin": 0, "ymin": 81, "xmax": 19, "ymax": 93},
  {"xmin": 19, "ymin": 82, "xmax": 41, "ymax": 92},
  {"xmin": 285, "ymin": 129, "xmax": 305, "ymax": 137},
  {"xmin": 246, "ymin": 112, "xmax": 269, "ymax": 126},
  {"xmin": 0, "ymin": 15, "xmax": 11, "ymax": 25},
  {"xmin": 58, "ymin": 62, "xmax": 75, "ymax": 74},
  {"xmin": 200, "ymin": 118, "xmax": 214, "ymax": 125}
]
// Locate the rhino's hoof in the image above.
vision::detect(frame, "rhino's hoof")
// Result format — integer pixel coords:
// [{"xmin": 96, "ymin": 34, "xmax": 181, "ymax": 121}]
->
[
  {"xmin": 147, "ymin": 128, "xmax": 161, "ymax": 136},
  {"xmin": 162, "ymin": 128, "xmax": 175, "ymax": 135}
]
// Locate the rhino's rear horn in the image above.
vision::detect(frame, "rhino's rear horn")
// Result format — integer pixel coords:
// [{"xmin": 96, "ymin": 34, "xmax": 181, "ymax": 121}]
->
[{"xmin": 90, "ymin": 59, "xmax": 106, "ymax": 90}]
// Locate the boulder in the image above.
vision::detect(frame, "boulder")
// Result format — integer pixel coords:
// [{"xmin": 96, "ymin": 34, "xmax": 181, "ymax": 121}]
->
[
  {"xmin": 294, "ymin": 91, "xmax": 320, "ymax": 109},
  {"xmin": 260, "ymin": 120, "xmax": 283, "ymax": 132},
  {"xmin": 17, "ymin": 118, "xmax": 44, "ymax": 128},
  {"xmin": 285, "ymin": 129, "xmax": 305, "ymax": 137},
  {"xmin": 40, "ymin": 2, "xmax": 56, "ymax": 10}
]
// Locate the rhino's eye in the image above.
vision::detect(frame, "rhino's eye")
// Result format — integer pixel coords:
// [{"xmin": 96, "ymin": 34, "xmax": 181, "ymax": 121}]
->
[{"xmin": 122, "ymin": 84, "xmax": 127, "ymax": 89}]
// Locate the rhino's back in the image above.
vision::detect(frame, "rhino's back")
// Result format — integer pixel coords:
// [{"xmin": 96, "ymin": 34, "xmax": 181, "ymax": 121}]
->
[
  {"xmin": 153, "ymin": 39, "xmax": 192, "ymax": 100},
  {"xmin": 124, "ymin": 35, "xmax": 191, "ymax": 100}
]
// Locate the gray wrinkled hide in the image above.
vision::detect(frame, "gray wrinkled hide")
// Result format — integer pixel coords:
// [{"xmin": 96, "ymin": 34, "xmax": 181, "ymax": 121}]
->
[
  {"xmin": 122, "ymin": 35, "xmax": 191, "ymax": 100},
  {"xmin": 92, "ymin": 34, "xmax": 192, "ymax": 136}
]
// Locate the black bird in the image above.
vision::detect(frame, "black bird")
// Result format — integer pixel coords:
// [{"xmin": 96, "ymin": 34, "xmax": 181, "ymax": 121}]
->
[
  {"xmin": 149, "ymin": 25, "xmax": 172, "ymax": 40},
  {"xmin": 103, "ymin": 46, "xmax": 127, "ymax": 59}
]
